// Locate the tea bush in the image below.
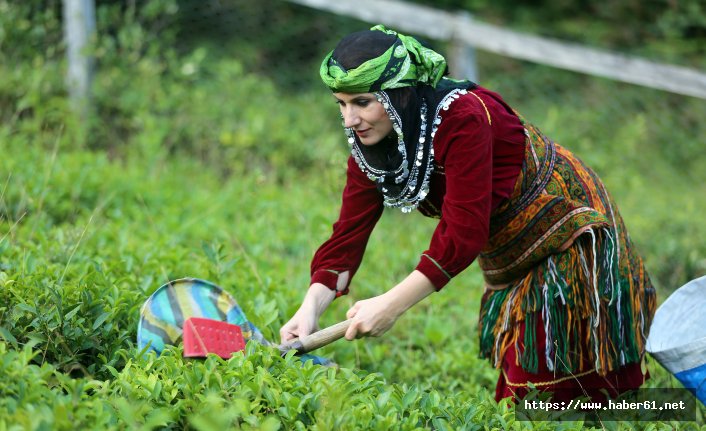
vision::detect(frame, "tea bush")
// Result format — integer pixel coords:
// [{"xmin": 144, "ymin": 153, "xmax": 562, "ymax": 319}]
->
[
  {"xmin": 2, "ymin": 123, "xmax": 704, "ymax": 430},
  {"xmin": 0, "ymin": 341, "xmax": 582, "ymax": 430},
  {"xmin": 2, "ymin": 1, "xmax": 706, "ymax": 429}
]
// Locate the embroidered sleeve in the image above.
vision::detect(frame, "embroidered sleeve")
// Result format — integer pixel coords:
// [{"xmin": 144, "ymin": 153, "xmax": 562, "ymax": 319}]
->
[
  {"xmin": 310, "ymin": 156, "xmax": 384, "ymax": 296},
  {"xmin": 415, "ymin": 96, "xmax": 494, "ymax": 290}
]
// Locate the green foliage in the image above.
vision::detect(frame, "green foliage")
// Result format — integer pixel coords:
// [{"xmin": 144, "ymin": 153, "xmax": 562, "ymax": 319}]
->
[
  {"xmin": 404, "ymin": 0, "xmax": 706, "ymax": 67},
  {"xmin": 0, "ymin": 341, "xmax": 584, "ymax": 430},
  {"xmin": 2, "ymin": 1, "xmax": 706, "ymax": 429},
  {"xmin": 86, "ymin": 1, "xmax": 349, "ymax": 178},
  {"xmin": 171, "ymin": 0, "xmax": 369, "ymax": 89},
  {"xmin": 2, "ymin": 110, "xmax": 704, "ymax": 430}
]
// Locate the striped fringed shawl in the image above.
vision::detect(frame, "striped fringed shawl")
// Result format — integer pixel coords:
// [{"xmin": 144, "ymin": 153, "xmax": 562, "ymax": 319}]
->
[{"xmin": 477, "ymin": 121, "xmax": 656, "ymax": 375}]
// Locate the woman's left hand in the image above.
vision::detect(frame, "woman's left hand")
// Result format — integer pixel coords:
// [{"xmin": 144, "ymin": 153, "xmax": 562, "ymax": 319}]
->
[
  {"xmin": 344, "ymin": 270, "xmax": 437, "ymax": 340},
  {"xmin": 345, "ymin": 293, "xmax": 400, "ymax": 339}
]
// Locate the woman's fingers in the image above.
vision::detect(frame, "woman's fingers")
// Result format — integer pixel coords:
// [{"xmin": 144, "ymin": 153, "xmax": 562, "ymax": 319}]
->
[
  {"xmin": 345, "ymin": 318, "xmax": 370, "ymax": 340},
  {"xmin": 345, "ymin": 297, "xmax": 396, "ymax": 340},
  {"xmin": 279, "ymin": 312, "xmax": 317, "ymax": 344},
  {"xmin": 345, "ymin": 302, "xmax": 364, "ymax": 339},
  {"xmin": 279, "ymin": 323, "xmax": 297, "ymax": 343},
  {"xmin": 344, "ymin": 320, "xmax": 358, "ymax": 340},
  {"xmin": 346, "ymin": 302, "xmax": 360, "ymax": 319}
]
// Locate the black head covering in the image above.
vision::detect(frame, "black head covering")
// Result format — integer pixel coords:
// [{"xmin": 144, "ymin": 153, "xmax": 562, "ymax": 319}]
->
[{"xmin": 330, "ymin": 29, "xmax": 478, "ymax": 212}]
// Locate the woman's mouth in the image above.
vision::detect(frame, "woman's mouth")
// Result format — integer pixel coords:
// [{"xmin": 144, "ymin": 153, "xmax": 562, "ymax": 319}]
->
[{"xmin": 355, "ymin": 128, "xmax": 371, "ymax": 137}]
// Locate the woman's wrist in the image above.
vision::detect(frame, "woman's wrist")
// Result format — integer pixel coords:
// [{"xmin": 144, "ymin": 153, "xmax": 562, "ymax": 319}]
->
[
  {"xmin": 383, "ymin": 270, "xmax": 436, "ymax": 317},
  {"xmin": 301, "ymin": 283, "xmax": 336, "ymax": 317}
]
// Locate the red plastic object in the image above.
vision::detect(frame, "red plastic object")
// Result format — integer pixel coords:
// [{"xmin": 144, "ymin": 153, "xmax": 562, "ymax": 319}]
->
[{"xmin": 182, "ymin": 317, "xmax": 246, "ymax": 359}]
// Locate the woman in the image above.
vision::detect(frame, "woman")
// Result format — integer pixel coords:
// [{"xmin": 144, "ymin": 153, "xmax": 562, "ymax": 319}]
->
[{"xmin": 279, "ymin": 25, "xmax": 656, "ymax": 402}]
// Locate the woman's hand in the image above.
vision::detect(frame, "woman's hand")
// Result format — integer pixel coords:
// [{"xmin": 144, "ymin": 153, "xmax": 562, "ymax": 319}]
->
[
  {"xmin": 344, "ymin": 270, "xmax": 436, "ymax": 340},
  {"xmin": 345, "ymin": 293, "xmax": 400, "ymax": 339},
  {"xmin": 279, "ymin": 306, "xmax": 319, "ymax": 345},
  {"xmin": 279, "ymin": 283, "xmax": 336, "ymax": 344}
]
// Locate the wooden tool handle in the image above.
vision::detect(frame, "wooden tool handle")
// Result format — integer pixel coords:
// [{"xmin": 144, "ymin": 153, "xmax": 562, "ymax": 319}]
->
[{"xmin": 283, "ymin": 319, "xmax": 352, "ymax": 354}]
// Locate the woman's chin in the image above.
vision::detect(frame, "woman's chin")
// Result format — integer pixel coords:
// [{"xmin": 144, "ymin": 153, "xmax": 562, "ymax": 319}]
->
[{"xmin": 359, "ymin": 136, "xmax": 383, "ymax": 146}]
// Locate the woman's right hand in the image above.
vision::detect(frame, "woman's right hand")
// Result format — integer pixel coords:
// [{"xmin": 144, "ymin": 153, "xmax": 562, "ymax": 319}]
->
[{"xmin": 279, "ymin": 283, "xmax": 336, "ymax": 344}]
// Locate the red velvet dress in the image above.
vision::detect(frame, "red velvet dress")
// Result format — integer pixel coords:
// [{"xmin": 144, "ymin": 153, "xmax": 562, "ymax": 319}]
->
[
  {"xmin": 309, "ymin": 86, "xmax": 648, "ymax": 402},
  {"xmin": 310, "ymin": 87, "xmax": 525, "ymax": 292}
]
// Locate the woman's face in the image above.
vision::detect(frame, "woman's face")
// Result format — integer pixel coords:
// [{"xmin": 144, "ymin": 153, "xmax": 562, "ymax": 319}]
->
[{"xmin": 333, "ymin": 92, "xmax": 394, "ymax": 146}]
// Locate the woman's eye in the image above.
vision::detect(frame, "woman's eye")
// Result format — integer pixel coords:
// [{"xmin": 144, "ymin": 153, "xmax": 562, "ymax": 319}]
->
[{"xmin": 356, "ymin": 100, "xmax": 370, "ymax": 107}]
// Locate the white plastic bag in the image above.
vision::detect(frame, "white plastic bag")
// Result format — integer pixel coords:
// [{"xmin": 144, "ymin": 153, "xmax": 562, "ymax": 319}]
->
[{"xmin": 646, "ymin": 275, "xmax": 706, "ymax": 405}]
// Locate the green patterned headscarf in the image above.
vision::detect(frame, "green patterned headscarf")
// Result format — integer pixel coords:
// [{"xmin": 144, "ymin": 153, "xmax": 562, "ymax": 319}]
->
[
  {"xmin": 320, "ymin": 25, "xmax": 447, "ymax": 93},
  {"xmin": 320, "ymin": 25, "xmax": 477, "ymax": 213}
]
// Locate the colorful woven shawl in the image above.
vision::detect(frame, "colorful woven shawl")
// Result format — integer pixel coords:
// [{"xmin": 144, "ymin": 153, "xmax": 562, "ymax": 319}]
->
[
  {"xmin": 478, "ymin": 119, "xmax": 656, "ymax": 376},
  {"xmin": 479, "ymin": 122, "xmax": 613, "ymax": 285}
]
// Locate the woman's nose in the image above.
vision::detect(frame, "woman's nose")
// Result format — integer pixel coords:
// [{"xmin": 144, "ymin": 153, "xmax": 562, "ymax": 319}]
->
[{"xmin": 342, "ymin": 107, "xmax": 361, "ymax": 128}]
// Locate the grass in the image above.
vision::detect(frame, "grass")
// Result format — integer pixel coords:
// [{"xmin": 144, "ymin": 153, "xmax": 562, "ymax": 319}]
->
[
  {"xmin": 1, "ymin": 137, "xmax": 704, "ymax": 429},
  {"xmin": 2, "ymin": 1, "xmax": 706, "ymax": 426}
]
